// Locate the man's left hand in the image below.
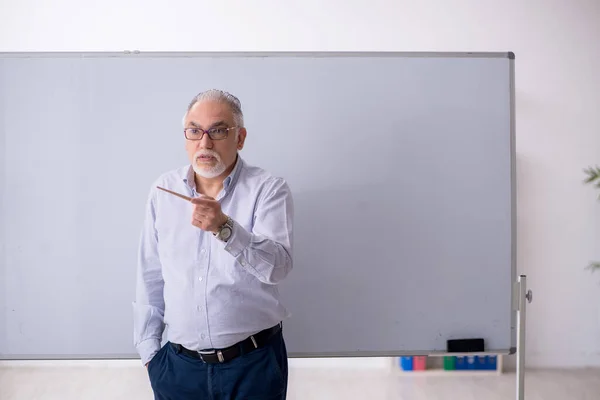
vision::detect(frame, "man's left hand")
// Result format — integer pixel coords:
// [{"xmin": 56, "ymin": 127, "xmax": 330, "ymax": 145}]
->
[{"xmin": 190, "ymin": 196, "xmax": 227, "ymax": 233}]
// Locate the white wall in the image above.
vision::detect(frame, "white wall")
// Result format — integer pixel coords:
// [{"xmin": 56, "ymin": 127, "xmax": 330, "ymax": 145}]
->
[{"xmin": 1, "ymin": 0, "xmax": 599, "ymax": 369}]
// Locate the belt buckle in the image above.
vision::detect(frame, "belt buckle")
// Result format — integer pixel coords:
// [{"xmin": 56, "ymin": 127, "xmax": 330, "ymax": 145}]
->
[
  {"xmin": 198, "ymin": 349, "xmax": 216, "ymax": 363},
  {"xmin": 199, "ymin": 350, "xmax": 224, "ymax": 363}
]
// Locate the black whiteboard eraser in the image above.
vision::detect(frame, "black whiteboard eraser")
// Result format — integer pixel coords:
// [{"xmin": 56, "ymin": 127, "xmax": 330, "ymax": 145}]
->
[{"xmin": 446, "ymin": 338, "xmax": 484, "ymax": 353}]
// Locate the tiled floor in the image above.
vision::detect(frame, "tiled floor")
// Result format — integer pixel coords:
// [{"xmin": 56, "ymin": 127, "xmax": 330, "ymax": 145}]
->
[{"xmin": 1, "ymin": 362, "xmax": 600, "ymax": 399}]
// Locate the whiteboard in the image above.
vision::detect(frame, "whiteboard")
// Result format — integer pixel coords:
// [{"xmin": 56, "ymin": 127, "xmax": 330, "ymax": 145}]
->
[{"xmin": 0, "ymin": 52, "xmax": 516, "ymax": 359}]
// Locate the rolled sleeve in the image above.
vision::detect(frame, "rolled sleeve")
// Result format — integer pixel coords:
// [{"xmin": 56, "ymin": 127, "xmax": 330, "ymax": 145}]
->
[
  {"xmin": 221, "ymin": 177, "xmax": 293, "ymax": 285},
  {"xmin": 133, "ymin": 185, "xmax": 166, "ymax": 365},
  {"xmin": 136, "ymin": 338, "xmax": 162, "ymax": 366}
]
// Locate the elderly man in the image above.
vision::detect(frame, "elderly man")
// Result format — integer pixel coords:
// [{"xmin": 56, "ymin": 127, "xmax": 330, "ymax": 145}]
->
[{"xmin": 133, "ymin": 89, "xmax": 294, "ymax": 399}]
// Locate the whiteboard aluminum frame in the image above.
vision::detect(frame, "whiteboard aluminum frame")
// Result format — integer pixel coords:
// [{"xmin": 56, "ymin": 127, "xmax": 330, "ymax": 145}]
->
[{"xmin": 0, "ymin": 51, "xmax": 514, "ymax": 59}]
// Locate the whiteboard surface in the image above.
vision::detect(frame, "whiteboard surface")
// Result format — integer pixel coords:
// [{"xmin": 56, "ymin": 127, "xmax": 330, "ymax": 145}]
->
[{"xmin": 0, "ymin": 52, "xmax": 516, "ymax": 359}]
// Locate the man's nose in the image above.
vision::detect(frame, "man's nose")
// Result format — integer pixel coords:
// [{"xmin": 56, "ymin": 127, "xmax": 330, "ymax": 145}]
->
[{"xmin": 198, "ymin": 133, "xmax": 214, "ymax": 148}]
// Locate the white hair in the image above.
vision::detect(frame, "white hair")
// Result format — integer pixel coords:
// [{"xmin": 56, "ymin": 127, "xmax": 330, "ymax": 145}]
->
[{"xmin": 182, "ymin": 89, "xmax": 244, "ymax": 128}]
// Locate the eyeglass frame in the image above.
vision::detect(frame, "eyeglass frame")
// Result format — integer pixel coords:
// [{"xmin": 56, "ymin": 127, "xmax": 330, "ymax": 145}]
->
[{"xmin": 183, "ymin": 126, "xmax": 240, "ymax": 141}]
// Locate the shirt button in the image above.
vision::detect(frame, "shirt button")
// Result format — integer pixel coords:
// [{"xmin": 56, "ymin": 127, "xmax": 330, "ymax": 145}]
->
[
  {"xmin": 241, "ymin": 260, "xmax": 247, "ymax": 266},
  {"xmin": 198, "ymin": 277, "xmax": 203, "ymax": 281},
  {"xmin": 201, "ymin": 249, "xmax": 206, "ymax": 254},
  {"xmin": 197, "ymin": 305, "xmax": 203, "ymax": 311},
  {"xmin": 201, "ymin": 334, "xmax": 206, "ymax": 340}
]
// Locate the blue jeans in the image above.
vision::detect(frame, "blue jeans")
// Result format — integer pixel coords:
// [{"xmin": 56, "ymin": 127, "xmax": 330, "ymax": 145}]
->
[{"xmin": 147, "ymin": 329, "xmax": 288, "ymax": 399}]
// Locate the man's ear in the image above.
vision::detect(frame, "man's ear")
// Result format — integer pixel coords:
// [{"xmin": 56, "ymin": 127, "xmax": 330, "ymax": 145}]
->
[{"xmin": 237, "ymin": 128, "xmax": 247, "ymax": 150}]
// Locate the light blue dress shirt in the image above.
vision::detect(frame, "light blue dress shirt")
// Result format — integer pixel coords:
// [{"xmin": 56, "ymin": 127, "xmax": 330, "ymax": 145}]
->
[{"xmin": 132, "ymin": 156, "xmax": 294, "ymax": 365}]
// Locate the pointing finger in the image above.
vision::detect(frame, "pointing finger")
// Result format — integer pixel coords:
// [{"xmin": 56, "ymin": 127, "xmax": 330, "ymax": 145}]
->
[{"xmin": 191, "ymin": 195, "xmax": 217, "ymax": 205}]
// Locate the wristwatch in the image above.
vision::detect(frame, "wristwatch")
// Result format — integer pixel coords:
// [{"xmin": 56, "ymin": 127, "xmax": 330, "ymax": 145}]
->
[{"xmin": 214, "ymin": 215, "xmax": 234, "ymax": 242}]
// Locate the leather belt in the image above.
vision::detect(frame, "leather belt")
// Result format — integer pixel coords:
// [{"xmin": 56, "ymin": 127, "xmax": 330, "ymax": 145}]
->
[{"xmin": 171, "ymin": 323, "xmax": 282, "ymax": 364}]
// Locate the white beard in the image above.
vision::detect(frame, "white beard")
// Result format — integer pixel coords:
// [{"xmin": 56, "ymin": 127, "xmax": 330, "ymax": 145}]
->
[{"xmin": 192, "ymin": 150, "xmax": 227, "ymax": 179}]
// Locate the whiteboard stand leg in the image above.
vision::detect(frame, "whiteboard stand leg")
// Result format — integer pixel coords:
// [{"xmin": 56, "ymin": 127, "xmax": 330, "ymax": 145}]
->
[{"xmin": 516, "ymin": 275, "xmax": 533, "ymax": 400}]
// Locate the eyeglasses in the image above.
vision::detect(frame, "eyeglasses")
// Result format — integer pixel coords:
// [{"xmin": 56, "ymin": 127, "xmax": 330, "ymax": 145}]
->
[{"xmin": 184, "ymin": 126, "xmax": 239, "ymax": 141}]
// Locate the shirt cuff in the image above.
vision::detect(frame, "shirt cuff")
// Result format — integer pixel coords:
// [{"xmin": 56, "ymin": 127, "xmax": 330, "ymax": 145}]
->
[
  {"xmin": 224, "ymin": 219, "xmax": 251, "ymax": 258},
  {"xmin": 136, "ymin": 338, "xmax": 161, "ymax": 366}
]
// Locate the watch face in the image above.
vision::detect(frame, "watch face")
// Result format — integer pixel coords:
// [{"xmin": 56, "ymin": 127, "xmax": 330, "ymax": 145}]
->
[{"xmin": 221, "ymin": 227, "xmax": 232, "ymax": 240}]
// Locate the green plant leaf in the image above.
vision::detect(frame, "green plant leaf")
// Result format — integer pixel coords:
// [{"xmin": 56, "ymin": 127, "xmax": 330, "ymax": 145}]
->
[
  {"xmin": 586, "ymin": 262, "xmax": 600, "ymax": 272},
  {"xmin": 583, "ymin": 166, "xmax": 600, "ymax": 184}
]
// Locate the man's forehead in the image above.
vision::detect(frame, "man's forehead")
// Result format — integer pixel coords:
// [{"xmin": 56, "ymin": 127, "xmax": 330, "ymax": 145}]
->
[
  {"xmin": 186, "ymin": 101, "xmax": 234, "ymax": 123},
  {"xmin": 189, "ymin": 99, "xmax": 232, "ymax": 114}
]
